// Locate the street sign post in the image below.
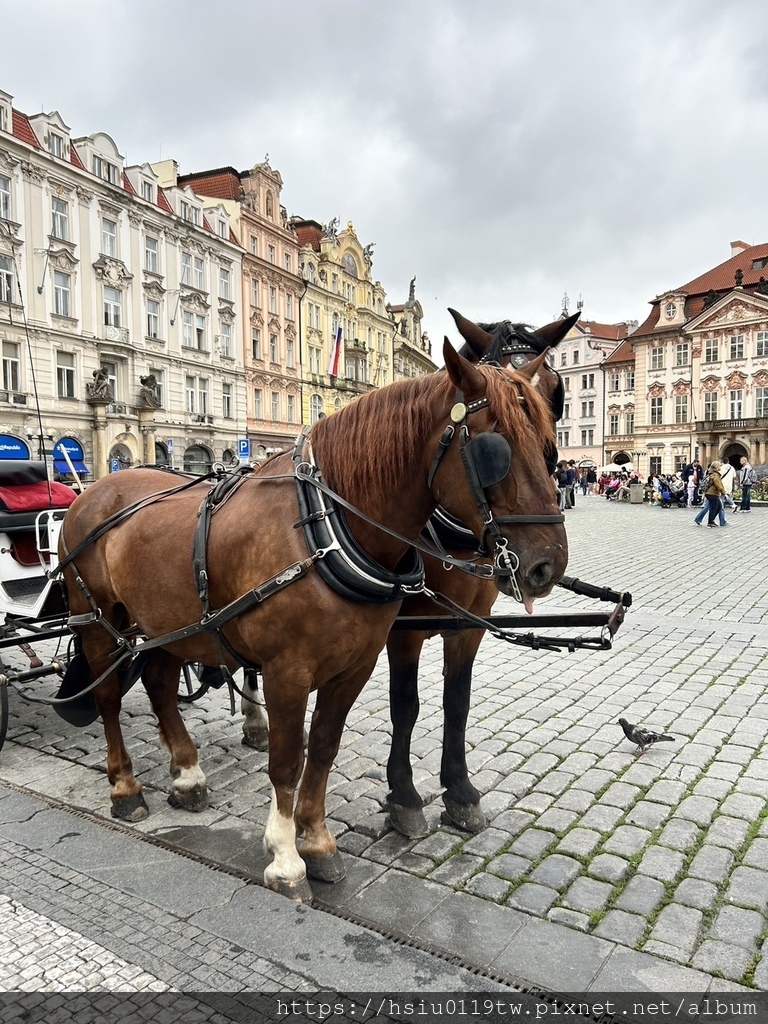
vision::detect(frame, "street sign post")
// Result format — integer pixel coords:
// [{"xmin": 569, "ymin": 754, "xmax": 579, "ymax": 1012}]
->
[{"xmin": 238, "ymin": 439, "xmax": 251, "ymax": 462}]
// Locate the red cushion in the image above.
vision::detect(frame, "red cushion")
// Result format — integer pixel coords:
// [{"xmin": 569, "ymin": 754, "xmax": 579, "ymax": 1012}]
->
[{"xmin": 0, "ymin": 480, "xmax": 78, "ymax": 512}]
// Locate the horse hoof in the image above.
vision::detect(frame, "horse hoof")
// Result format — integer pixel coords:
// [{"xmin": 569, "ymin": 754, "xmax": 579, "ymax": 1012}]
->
[
  {"xmin": 301, "ymin": 850, "xmax": 346, "ymax": 884},
  {"xmin": 386, "ymin": 802, "xmax": 429, "ymax": 839},
  {"xmin": 168, "ymin": 785, "xmax": 209, "ymax": 812},
  {"xmin": 268, "ymin": 875, "xmax": 314, "ymax": 904},
  {"xmin": 441, "ymin": 797, "xmax": 487, "ymax": 834},
  {"xmin": 241, "ymin": 730, "xmax": 269, "ymax": 751},
  {"xmin": 111, "ymin": 792, "xmax": 149, "ymax": 822}
]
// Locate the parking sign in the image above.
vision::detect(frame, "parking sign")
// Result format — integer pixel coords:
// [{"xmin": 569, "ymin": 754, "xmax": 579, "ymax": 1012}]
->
[{"xmin": 238, "ymin": 439, "xmax": 251, "ymax": 460}]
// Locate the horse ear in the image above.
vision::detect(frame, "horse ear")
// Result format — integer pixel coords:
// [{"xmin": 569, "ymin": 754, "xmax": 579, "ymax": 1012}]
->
[
  {"xmin": 443, "ymin": 338, "xmax": 486, "ymax": 394},
  {"xmin": 448, "ymin": 308, "xmax": 493, "ymax": 360},
  {"xmin": 534, "ymin": 312, "xmax": 580, "ymax": 348}
]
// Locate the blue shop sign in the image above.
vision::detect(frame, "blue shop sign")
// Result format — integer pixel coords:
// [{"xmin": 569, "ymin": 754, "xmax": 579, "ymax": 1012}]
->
[
  {"xmin": 53, "ymin": 438, "xmax": 89, "ymax": 476},
  {"xmin": 0, "ymin": 434, "xmax": 32, "ymax": 459}
]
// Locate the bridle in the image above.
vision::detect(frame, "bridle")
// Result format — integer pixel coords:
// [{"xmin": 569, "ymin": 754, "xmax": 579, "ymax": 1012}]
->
[{"xmin": 427, "ymin": 372, "xmax": 565, "ymax": 599}]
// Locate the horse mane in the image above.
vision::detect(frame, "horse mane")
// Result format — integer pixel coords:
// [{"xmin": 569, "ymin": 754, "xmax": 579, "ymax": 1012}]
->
[{"xmin": 310, "ymin": 363, "xmax": 556, "ymax": 506}]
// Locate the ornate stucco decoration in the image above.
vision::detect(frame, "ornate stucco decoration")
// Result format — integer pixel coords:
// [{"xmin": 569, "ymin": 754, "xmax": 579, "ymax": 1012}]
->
[
  {"xmin": 725, "ymin": 371, "xmax": 748, "ymax": 390},
  {"xmin": 180, "ymin": 288, "xmax": 210, "ymax": 312},
  {"xmin": 93, "ymin": 255, "xmax": 132, "ymax": 288},
  {"xmin": 142, "ymin": 278, "xmax": 166, "ymax": 300},
  {"xmin": 671, "ymin": 379, "xmax": 691, "ymax": 395},
  {"xmin": 752, "ymin": 369, "xmax": 768, "ymax": 387},
  {"xmin": 250, "ymin": 309, "xmax": 264, "ymax": 327},
  {"xmin": 706, "ymin": 300, "xmax": 755, "ymax": 326},
  {"xmin": 647, "ymin": 382, "xmax": 666, "ymax": 398},
  {"xmin": 700, "ymin": 375, "xmax": 721, "ymax": 393}
]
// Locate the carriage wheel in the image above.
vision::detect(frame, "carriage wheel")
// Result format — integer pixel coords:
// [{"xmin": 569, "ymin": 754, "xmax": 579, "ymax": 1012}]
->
[
  {"xmin": 0, "ymin": 684, "xmax": 8, "ymax": 753},
  {"xmin": 177, "ymin": 663, "xmax": 211, "ymax": 704}
]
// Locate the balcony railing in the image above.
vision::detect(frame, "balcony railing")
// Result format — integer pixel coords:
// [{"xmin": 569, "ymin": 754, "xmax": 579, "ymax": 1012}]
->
[
  {"xmin": 695, "ymin": 417, "xmax": 768, "ymax": 431},
  {"xmin": 0, "ymin": 390, "xmax": 28, "ymax": 405},
  {"xmin": 104, "ymin": 325, "xmax": 129, "ymax": 344}
]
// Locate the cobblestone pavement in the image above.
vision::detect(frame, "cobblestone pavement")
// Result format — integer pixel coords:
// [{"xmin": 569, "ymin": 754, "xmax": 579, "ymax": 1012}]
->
[{"xmin": 1, "ymin": 496, "xmax": 767, "ymax": 995}]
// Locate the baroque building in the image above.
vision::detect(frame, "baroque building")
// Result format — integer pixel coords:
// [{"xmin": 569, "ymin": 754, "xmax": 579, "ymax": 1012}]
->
[
  {"xmin": 387, "ymin": 276, "xmax": 434, "ymax": 380},
  {"xmin": 626, "ymin": 240, "xmax": 768, "ymax": 475},
  {"xmin": 178, "ymin": 160, "xmax": 303, "ymax": 461},
  {"xmin": 291, "ymin": 218, "xmax": 434, "ymax": 423},
  {"xmin": 0, "ymin": 88, "xmax": 246, "ymax": 480}
]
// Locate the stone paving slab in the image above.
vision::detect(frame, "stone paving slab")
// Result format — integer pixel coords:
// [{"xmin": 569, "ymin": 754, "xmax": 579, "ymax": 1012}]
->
[{"xmin": 1, "ymin": 499, "xmax": 767, "ymax": 995}]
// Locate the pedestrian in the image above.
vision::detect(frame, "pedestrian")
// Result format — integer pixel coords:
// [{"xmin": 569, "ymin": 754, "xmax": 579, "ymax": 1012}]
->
[
  {"xmin": 561, "ymin": 462, "xmax": 573, "ymax": 509},
  {"xmin": 586, "ymin": 467, "xmax": 598, "ymax": 494},
  {"xmin": 686, "ymin": 472, "xmax": 696, "ymax": 508},
  {"xmin": 734, "ymin": 455, "xmax": 756, "ymax": 512},
  {"xmin": 719, "ymin": 460, "xmax": 736, "ymax": 511},
  {"xmin": 693, "ymin": 462, "xmax": 725, "ymax": 528},
  {"xmin": 566, "ymin": 460, "xmax": 577, "ymax": 508}
]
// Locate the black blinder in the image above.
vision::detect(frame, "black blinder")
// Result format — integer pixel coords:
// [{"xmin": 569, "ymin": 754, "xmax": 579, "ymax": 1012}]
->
[{"xmin": 469, "ymin": 432, "xmax": 512, "ymax": 488}]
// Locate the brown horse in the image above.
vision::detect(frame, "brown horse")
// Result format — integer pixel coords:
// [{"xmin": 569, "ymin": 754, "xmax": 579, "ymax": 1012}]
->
[
  {"xmin": 385, "ymin": 310, "xmax": 577, "ymax": 838},
  {"xmin": 58, "ymin": 339, "xmax": 567, "ymax": 903}
]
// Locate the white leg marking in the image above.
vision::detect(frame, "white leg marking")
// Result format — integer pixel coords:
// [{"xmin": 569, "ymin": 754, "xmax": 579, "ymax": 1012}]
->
[
  {"xmin": 263, "ymin": 787, "xmax": 306, "ymax": 889},
  {"xmin": 171, "ymin": 764, "xmax": 206, "ymax": 792}
]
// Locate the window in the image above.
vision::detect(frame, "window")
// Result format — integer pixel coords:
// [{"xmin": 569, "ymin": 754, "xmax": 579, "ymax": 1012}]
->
[
  {"xmin": 218, "ymin": 220, "xmax": 227, "ymax": 239},
  {"xmin": 580, "ymin": 429, "xmax": 594, "ymax": 446},
  {"xmin": 145, "ymin": 236, "xmax": 159, "ymax": 274},
  {"xmin": 141, "ymin": 180, "xmax": 154, "ymax": 203},
  {"xmin": 704, "ymin": 338, "xmax": 719, "ymax": 362},
  {"xmin": 102, "ymin": 361, "xmax": 118, "ymax": 400},
  {"xmin": 305, "ymin": 263, "xmax": 315, "ymax": 284},
  {"xmin": 729, "ymin": 389, "xmax": 743, "ymax": 418},
  {"xmin": 2, "ymin": 341, "xmax": 20, "ymax": 391},
  {"xmin": 286, "ymin": 294, "xmax": 293, "ymax": 320},
  {"xmin": 332, "ymin": 274, "xmax": 339, "ymax": 295},
  {"xmin": 757, "ymin": 332, "xmax": 768, "ymax": 357},
  {"xmin": 730, "ymin": 334, "xmax": 744, "ymax": 360},
  {"xmin": 254, "ymin": 388, "xmax": 263, "ymax": 419},
  {"xmin": 650, "ymin": 347, "xmax": 664, "ymax": 370},
  {"xmin": 756, "ymin": 386, "xmax": 768, "ymax": 418},
  {"xmin": 309, "ymin": 346, "xmax": 321, "ymax": 374},
  {"xmin": 198, "ymin": 379, "xmax": 208, "ymax": 415},
  {"xmin": 580, "ymin": 400, "xmax": 594, "ymax": 418},
  {"xmin": 0, "ymin": 254, "xmax": 13, "ymax": 304},
  {"xmin": 649, "ymin": 456, "xmax": 661, "ymax": 476},
  {"xmin": 222, "ymin": 382, "xmax": 232, "ymax": 419},
  {"xmin": 181, "ymin": 252, "xmax": 192, "ymax": 285},
  {"xmin": 287, "ymin": 394, "xmax": 296, "ymax": 424},
  {"xmin": 149, "ymin": 368, "xmax": 164, "ymax": 407},
  {"xmin": 49, "ymin": 133, "xmax": 64, "ymax": 158},
  {"xmin": 195, "ymin": 314, "xmax": 206, "ymax": 349},
  {"xmin": 271, "ymin": 392, "xmax": 279, "ymax": 421},
  {"xmin": 182, "ymin": 311, "xmax": 194, "ymax": 348},
  {"xmin": 557, "ymin": 430, "xmax": 569, "ymax": 447},
  {"xmin": 56, "ymin": 351, "xmax": 75, "ymax": 398},
  {"xmin": 704, "ymin": 392, "xmax": 718, "ymax": 420},
  {"xmin": 219, "ymin": 322, "xmax": 231, "ymax": 357},
  {"xmin": 674, "ymin": 394, "xmax": 688, "ymax": 423},
  {"xmin": 284, "ymin": 253, "xmax": 291, "ymax": 272},
  {"xmin": 104, "ymin": 287, "xmax": 121, "ymax": 327},
  {"xmin": 562, "ymin": 402, "xmax": 570, "ymax": 420},
  {"xmin": 310, "ymin": 394, "xmax": 324, "ymax": 424},
  {"xmin": 572, "ymin": 351, "xmax": 580, "ymax": 364},
  {"xmin": 609, "ymin": 372, "xmax": 620, "ymax": 392},
  {"xmin": 251, "ymin": 278, "xmax": 260, "ymax": 306},
  {"xmin": 194, "ymin": 257, "xmax": 204, "ymax": 290},
  {"xmin": 286, "ymin": 338, "xmax": 294, "ymax": 368},
  {"xmin": 580, "ymin": 373, "xmax": 595, "ymax": 390},
  {"xmin": 0, "ymin": 175, "xmax": 10, "ymax": 220},
  {"xmin": 146, "ymin": 299, "xmax": 160, "ymax": 339},
  {"xmin": 53, "ymin": 271, "xmax": 71, "ymax": 316},
  {"xmin": 560, "ymin": 351, "xmax": 567, "ymax": 367},
  {"xmin": 185, "ymin": 375, "xmax": 196, "ymax": 414},
  {"xmin": 608, "ymin": 414, "xmax": 619, "ymax": 436},
  {"xmin": 269, "ymin": 286, "xmax": 277, "ymax": 313},
  {"xmin": 268, "ymin": 244, "xmax": 276, "ymax": 264},
  {"xmin": 625, "ymin": 411, "xmax": 634, "ymax": 434},
  {"xmin": 101, "ymin": 218, "xmax": 117, "ymax": 258},
  {"xmin": 625, "ymin": 370, "xmax": 635, "ymax": 390},
  {"xmin": 675, "ymin": 342, "xmax": 689, "ymax": 367},
  {"xmin": 252, "ymin": 328, "xmax": 261, "ymax": 360},
  {"xmin": 650, "ymin": 396, "xmax": 663, "ymax": 425},
  {"xmin": 270, "ymin": 334, "xmax": 278, "ymax": 362},
  {"xmin": 51, "ymin": 197, "xmax": 69, "ymax": 240},
  {"xmin": 249, "ymin": 234, "xmax": 258, "ymax": 255},
  {"xmin": 219, "ymin": 267, "xmax": 230, "ymax": 300}
]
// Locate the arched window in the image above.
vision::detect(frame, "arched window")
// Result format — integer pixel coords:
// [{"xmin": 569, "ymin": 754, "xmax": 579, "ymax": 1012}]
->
[
  {"xmin": 154, "ymin": 442, "xmax": 169, "ymax": 466},
  {"xmin": 109, "ymin": 443, "xmax": 132, "ymax": 471},
  {"xmin": 310, "ymin": 394, "xmax": 324, "ymax": 424},
  {"xmin": 183, "ymin": 444, "xmax": 213, "ymax": 476}
]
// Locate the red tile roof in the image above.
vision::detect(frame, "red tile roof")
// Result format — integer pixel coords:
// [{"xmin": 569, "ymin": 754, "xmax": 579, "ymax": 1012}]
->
[
  {"xmin": 581, "ymin": 320, "xmax": 630, "ymax": 343},
  {"xmin": 70, "ymin": 145, "xmax": 85, "ymax": 170},
  {"xmin": 292, "ymin": 219, "xmax": 323, "ymax": 251},
  {"xmin": 11, "ymin": 109, "xmax": 40, "ymax": 148},
  {"xmin": 603, "ymin": 339, "xmax": 634, "ymax": 365},
  {"xmin": 178, "ymin": 167, "xmax": 241, "ymax": 201},
  {"xmin": 122, "ymin": 172, "xmax": 138, "ymax": 197},
  {"xmin": 157, "ymin": 187, "xmax": 174, "ymax": 214},
  {"xmin": 633, "ymin": 241, "xmax": 768, "ymax": 338}
]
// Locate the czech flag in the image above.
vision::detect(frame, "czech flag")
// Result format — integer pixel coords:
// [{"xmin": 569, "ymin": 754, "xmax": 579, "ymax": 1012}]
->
[{"xmin": 328, "ymin": 326, "xmax": 342, "ymax": 376}]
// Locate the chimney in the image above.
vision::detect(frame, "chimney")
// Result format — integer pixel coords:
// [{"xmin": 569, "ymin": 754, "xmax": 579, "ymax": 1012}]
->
[{"xmin": 730, "ymin": 239, "xmax": 749, "ymax": 257}]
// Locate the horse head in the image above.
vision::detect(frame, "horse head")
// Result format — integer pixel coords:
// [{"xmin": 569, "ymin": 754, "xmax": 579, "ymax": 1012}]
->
[{"xmin": 432, "ymin": 339, "xmax": 569, "ymax": 610}]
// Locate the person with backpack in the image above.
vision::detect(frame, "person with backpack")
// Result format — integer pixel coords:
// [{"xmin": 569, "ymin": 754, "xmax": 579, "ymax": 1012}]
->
[
  {"xmin": 734, "ymin": 456, "xmax": 757, "ymax": 512},
  {"xmin": 693, "ymin": 462, "xmax": 726, "ymax": 527}
]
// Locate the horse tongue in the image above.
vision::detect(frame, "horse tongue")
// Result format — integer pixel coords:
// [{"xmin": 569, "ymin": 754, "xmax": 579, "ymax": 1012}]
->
[{"xmin": 523, "ymin": 595, "xmax": 535, "ymax": 615}]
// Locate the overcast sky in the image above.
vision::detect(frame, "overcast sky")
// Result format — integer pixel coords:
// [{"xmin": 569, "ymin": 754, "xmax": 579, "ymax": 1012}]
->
[{"xmin": 5, "ymin": 0, "xmax": 768, "ymax": 352}]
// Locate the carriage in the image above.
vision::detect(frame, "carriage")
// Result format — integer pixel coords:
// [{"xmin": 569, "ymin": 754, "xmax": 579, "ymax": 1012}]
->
[{"xmin": 0, "ymin": 312, "xmax": 631, "ymax": 903}]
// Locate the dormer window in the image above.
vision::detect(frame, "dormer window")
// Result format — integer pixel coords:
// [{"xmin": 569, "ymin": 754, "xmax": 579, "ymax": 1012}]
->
[
  {"xmin": 93, "ymin": 155, "xmax": 119, "ymax": 184},
  {"xmin": 49, "ymin": 133, "xmax": 64, "ymax": 158},
  {"xmin": 0, "ymin": 105, "xmax": 8, "ymax": 133},
  {"xmin": 141, "ymin": 180, "xmax": 154, "ymax": 203},
  {"xmin": 218, "ymin": 220, "xmax": 227, "ymax": 239}
]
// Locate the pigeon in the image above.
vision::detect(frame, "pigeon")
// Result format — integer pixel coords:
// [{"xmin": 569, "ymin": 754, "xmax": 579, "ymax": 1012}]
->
[{"xmin": 618, "ymin": 718, "xmax": 675, "ymax": 756}]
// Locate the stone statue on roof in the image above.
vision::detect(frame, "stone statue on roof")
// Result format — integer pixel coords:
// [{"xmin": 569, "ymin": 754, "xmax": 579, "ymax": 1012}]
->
[
  {"xmin": 756, "ymin": 276, "xmax": 768, "ymax": 297},
  {"xmin": 735, "ymin": 268, "xmax": 744, "ymax": 287},
  {"xmin": 322, "ymin": 217, "xmax": 339, "ymax": 242},
  {"xmin": 408, "ymin": 276, "xmax": 416, "ymax": 302}
]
